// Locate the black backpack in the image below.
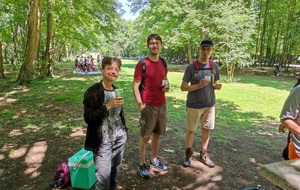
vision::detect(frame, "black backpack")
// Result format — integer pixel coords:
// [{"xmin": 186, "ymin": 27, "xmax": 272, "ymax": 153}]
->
[{"xmin": 138, "ymin": 57, "xmax": 167, "ymax": 95}]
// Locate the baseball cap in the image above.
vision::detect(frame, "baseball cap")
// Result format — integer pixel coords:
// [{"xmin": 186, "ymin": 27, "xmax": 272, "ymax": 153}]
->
[{"xmin": 199, "ymin": 39, "xmax": 214, "ymax": 47}]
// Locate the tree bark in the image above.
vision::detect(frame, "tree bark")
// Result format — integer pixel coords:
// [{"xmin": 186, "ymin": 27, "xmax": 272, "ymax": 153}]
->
[
  {"xmin": 17, "ymin": 0, "xmax": 42, "ymax": 84},
  {"xmin": 11, "ymin": 21, "xmax": 20, "ymax": 70},
  {"xmin": 259, "ymin": 0, "xmax": 270, "ymax": 66},
  {"xmin": 187, "ymin": 39, "xmax": 192, "ymax": 63},
  {"xmin": 42, "ymin": 0, "xmax": 54, "ymax": 77},
  {"xmin": 0, "ymin": 42, "xmax": 5, "ymax": 79}
]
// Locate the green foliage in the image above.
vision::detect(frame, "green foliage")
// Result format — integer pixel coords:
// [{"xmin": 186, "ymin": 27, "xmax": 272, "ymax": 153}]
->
[
  {"xmin": 2, "ymin": 0, "xmax": 300, "ymax": 84},
  {"xmin": 209, "ymin": 0, "xmax": 257, "ymax": 80}
]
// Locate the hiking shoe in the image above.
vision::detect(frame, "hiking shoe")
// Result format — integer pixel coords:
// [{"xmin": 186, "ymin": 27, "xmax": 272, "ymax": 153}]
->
[
  {"xmin": 200, "ymin": 150, "xmax": 215, "ymax": 168},
  {"xmin": 183, "ymin": 159, "xmax": 191, "ymax": 167},
  {"xmin": 183, "ymin": 149, "xmax": 193, "ymax": 167},
  {"xmin": 138, "ymin": 164, "xmax": 150, "ymax": 179},
  {"xmin": 150, "ymin": 160, "xmax": 168, "ymax": 171}
]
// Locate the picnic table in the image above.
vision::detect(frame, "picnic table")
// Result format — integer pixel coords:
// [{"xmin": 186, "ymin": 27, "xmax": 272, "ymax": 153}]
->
[
  {"xmin": 253, "ymin": 67, "xmax": 274, "ymax": 75},
  {"xmin": 258, "ymin": 159, "xmax": 300, "ymax": 190}
]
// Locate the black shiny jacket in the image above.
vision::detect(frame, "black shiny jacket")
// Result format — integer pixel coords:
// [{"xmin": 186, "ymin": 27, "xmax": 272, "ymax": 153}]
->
[{"xmin": 83, "ymin": 80, "xmax": 127, "ymax": 154}]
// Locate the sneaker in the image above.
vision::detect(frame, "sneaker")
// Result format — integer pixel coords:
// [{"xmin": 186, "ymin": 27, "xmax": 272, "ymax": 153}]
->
[
  {"xmin": 150, "ymin": 160, "xmax": 168, "ymax": 171},
  {"xmin": 138, "ymin": 164, "xmax": 150, "ymax": 179},
  {"xmin": 200, "ymin": 150, "xmax": 215, "ymax": 168}
]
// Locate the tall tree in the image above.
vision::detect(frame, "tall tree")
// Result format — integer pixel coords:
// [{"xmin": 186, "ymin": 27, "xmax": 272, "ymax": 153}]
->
[
  {"xmin": 132, "ymin": 0, "xmax": 209, "ymax": 62},
  {"xmin": 17, "ymin": 0, "xmax": 42, "ymax": 84},
  {"xmin": 210, "ymin": 0, "xmax": 257, "ymax": 79},
  {"xmin": 0, "ymin": 42, "xmax": 4, "ymax": 79},
  {"xmin": 41, "ymin": 0, "xmax": 54, "ymax": 77}
]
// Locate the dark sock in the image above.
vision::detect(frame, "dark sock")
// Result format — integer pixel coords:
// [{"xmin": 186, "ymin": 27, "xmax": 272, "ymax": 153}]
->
[{"xmin": 186, "ymin": 148, "xmax": 192, "ymax": 156}]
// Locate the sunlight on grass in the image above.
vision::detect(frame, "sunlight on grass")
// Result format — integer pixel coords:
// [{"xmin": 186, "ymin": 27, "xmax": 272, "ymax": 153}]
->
[{"xmin": 0, "ymin": 60, "xmax": 297, "ymax": 155}]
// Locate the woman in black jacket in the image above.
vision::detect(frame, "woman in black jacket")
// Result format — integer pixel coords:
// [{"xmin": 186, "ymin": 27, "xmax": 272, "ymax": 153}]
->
[{"xmin": 83, "ymin": 56, "xmax": 127, "ymax": 190}]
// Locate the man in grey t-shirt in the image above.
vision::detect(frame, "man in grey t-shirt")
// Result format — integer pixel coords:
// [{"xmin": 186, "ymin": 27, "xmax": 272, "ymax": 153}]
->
[
  {"xmin": 280, "ymin": 85, "xmax": 300, "ymax": 159},
  {"xmin": 181, "ymin": 39, "xmax": 222, "ymax": 168}
]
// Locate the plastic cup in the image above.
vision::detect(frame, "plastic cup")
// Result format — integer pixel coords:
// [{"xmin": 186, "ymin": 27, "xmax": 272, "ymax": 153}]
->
[
  {"xmin": 115, "ymin": 89, "xmax": 123, "ymax": 98},
  {"xmin": 162, "ymin": 80, "xmax": 169, "ymax": 88},
  {"xmin": 205, "ymin": 75, "xmax": 211, "ymax": 82}
]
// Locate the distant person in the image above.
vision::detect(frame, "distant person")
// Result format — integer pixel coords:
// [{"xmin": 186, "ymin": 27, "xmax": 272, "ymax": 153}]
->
[
  {"xmin": 132, "ymin": 34, "xmax": 169, "ymax": 179},
  {"xmin": 83, "ymin": 56, "xmax": 127, "ymax": 189},
  {"xmin": 279, "ymin": 76, "xmax": 300, "ymax": 160},
  {"xmin": 180, "ymin": 39, "xmax": 222, "ymax": 168},
  {"xmin": 83, "ymin": 56, "xmax": 88, "ymax": 72},
  {"xmin": 97, "ymin": 54, "xmax": 101, "ymax": 70},
  {"xmin": 273, "ymin": 64, "xmax": 281, "ymax": 76},
  {"xmin": 74, "ymin": 55, "xmax": 79, "ymax": 68}
]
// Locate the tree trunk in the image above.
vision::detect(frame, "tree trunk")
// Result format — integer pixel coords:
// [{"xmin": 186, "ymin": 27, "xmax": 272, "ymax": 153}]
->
[
  {"xmin": 42, "ymin": 0, "xmax": 54, "ymax": 77},
  {"xmin": 187, "ymin": 39, "xmax": 192, "ymax": 63},
  {"xmin": 259, "ymin": 0, "xmax": 270, "ymax": 66},
  {"xmin": 0, "ymin": 42, "xmax": 5, "ymax": 79},
  {"xmin": 271, "ymin": 20, "xmax": 280, "ymax": 66},
  {"xmin": 11, "ymin": 21, "xmax": 20, "ymax": 71},
  {"xmin": 17, "ymin": 0, "xmax": 42, "ymax": 84},
  {"xmin": 4, "ymin": 43, "xmax": 8, "ymax": 63},
  {"xmin": 280, "ymin": 0, "xmax": 296, "ymax": 67}
]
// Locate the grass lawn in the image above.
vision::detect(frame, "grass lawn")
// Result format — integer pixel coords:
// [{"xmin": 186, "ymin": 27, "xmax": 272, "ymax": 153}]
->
[
  {"xmin": 0, "ymin": 59, "xmax": 296, "ymax": 189},
  {"xmin": 0, "ymin": 59, "xmax": 295, "ymax": 147}
]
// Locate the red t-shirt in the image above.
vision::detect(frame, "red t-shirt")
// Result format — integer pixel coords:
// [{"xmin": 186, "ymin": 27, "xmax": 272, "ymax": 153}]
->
[{"xmin": 134, "ymin": 57, "xmax": 168, "ymax": 106}]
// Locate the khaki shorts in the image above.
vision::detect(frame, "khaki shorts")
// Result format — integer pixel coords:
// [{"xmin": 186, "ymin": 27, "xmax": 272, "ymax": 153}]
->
[
  {"xmin": 139, "ymin": 104, "xmax": 167, "ymax": 138},
  {"xmin": 186, "ymin": 106, "xmax": 215, "ymax": 131}
]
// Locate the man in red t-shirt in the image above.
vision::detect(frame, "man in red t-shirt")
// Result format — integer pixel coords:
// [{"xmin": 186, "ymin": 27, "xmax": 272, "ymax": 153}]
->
[{"xmin": 132, "ymin": 34, "xmax": 170, "ymax": 179}]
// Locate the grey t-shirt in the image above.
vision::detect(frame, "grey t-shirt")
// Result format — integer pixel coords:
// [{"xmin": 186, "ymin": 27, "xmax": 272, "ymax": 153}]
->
[
  {"xmin": 182, "ymin": 60, "xmax": 220, "ymax": 109},
  {"xmin": 280, "ymin": 85, "xmax": 300, "ymax": 154},
  {"xmin": 101, "ymin": 90, "xmax": 126, "ymax": 143}
]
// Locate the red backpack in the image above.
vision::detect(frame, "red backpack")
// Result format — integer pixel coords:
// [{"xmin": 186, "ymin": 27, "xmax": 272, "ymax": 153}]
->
[
  {"xmin": 50, "ymin": 160, "xmax": 70, "ymax": 189},
  {"xmin": 192, "ymin": 59, "xmax": 214, "ymax": 72},
  {"xmin": 191, "ymin": 59, "xmax": 214, "ymax": 84}
]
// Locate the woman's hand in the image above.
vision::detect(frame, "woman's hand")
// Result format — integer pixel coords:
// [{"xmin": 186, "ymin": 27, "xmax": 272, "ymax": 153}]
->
[{"xmin": 106, "ymin": 98, "xmax": 124, "ymax": 110}]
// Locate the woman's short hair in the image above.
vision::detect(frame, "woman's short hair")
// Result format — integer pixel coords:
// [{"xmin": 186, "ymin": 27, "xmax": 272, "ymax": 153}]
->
[{"xmin": 101, "ymin": 56, "xmax": 122, "ymax": 69}]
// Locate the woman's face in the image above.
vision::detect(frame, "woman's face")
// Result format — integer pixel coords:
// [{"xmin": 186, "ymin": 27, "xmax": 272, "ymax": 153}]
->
[{"xmin": 101, "ymin": 61, "xmax": 120, "ymax": 82}]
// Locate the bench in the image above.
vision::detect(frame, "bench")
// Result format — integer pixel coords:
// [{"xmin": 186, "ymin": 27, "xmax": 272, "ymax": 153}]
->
[
  {"xmin": 253, "ymin": 70, "xmax": 268, "ymax": 75},
  {"xmin": 258, "ymin": 159, "xmax": 300, "ymax": 190}
]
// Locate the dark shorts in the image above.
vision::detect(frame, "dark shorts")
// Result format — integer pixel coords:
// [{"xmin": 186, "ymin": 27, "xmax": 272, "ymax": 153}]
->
[{"xmin": 139, "ymin": 104, "xmax": 167, "ymax": 138}]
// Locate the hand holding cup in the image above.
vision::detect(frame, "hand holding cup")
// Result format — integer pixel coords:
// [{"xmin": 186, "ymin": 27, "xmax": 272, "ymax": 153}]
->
[
  {"xmin": 162, "ymin": 80, "xmax": 170, "ymax": 92},
  {"xmin": 205, "ymin": 75, "xmax": 211, "ymax": 82}
]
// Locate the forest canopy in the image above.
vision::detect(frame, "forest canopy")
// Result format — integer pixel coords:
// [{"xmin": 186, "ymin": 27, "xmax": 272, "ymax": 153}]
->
[{"xmin": 0, "ymin": 0, "xmax": 299, "ymax": 83}]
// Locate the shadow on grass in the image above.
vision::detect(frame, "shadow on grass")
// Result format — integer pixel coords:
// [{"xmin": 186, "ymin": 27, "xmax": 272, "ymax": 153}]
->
[{"xmin": 0, "ymin": 62, "xmax": 287, "ymax": 189}]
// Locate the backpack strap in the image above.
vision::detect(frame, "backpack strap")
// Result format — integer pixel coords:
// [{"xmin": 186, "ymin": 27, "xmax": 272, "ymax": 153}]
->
[
  {"xmin": 193, "ymin": 59, "xmax": 200, "ymax": 70},
  {"xmin": 139, "ymin": 57, "xmax": 146, "ymax": 95},
  {"xmin": 193, "ymin": 59, "xmax": 214, "ymax": 73},
  {"xmin": 160, "ymin": 57, "xmax": 168, "ymax": 68},
  {"xmin": 209, "ymin": 59, "xmax": 214, "ymax": 73},
  {"xmin": 140, "ymin": 57, "xmax": 146, "ymax": 82}
]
